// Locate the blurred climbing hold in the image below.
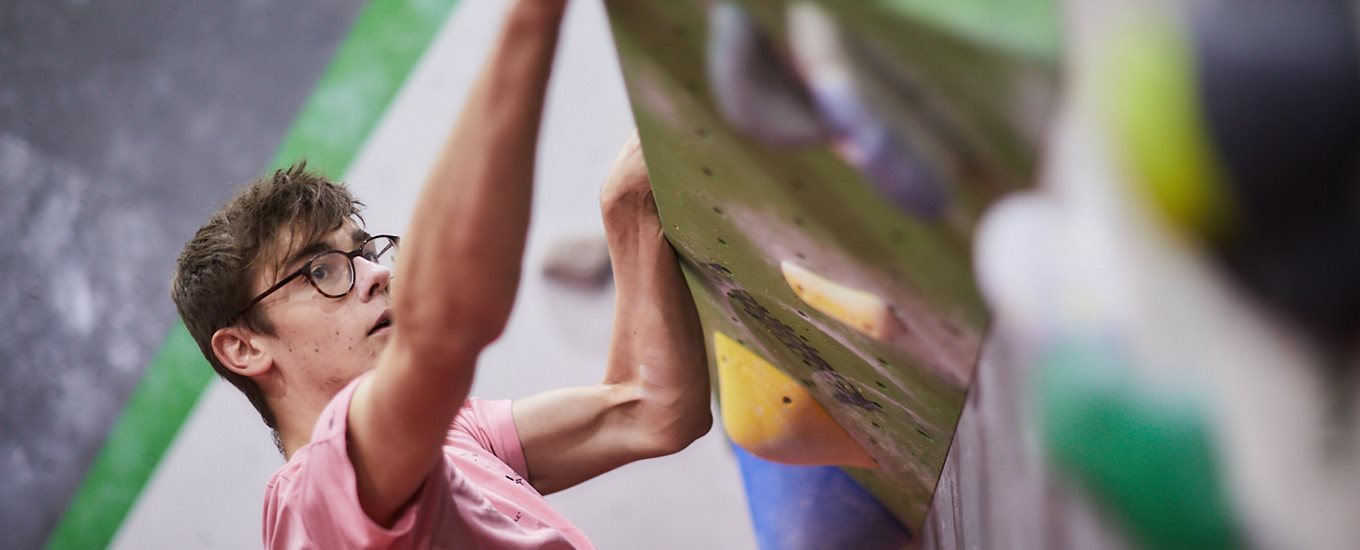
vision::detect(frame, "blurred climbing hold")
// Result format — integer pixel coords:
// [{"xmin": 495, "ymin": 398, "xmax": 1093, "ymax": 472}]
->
[
  {"xmin": 1100, "ymin": 14, "xmax": 1234, "ymax": 241},
  {"xmin": 785, "ymin": 2, "xmax": 950, "ymax": 219},
  {"xmin": 1104, "ymin": 2, "xmax": 1360, "ymax": 352},
  {"xmin": 731, "ymin": 444, "xmax": 910, "ymax": 550},
  {"xmin": 973, "ymin": 192, "xmax": 1060, "ymax": 333},
  {"xmin": 780, "ymin": 261, "xmax": 903, "ymax": 341},
  {"xmin": 706, "ymin": 2, "xmax": 826, "ymax": 148},
  {"xmin": 541, "ymin": 235, "xmax": 612, "ymax": 289},
  {"xmin": 1036, "ymin": 337, "xmax": 1241, "ymax": 550},
  {"xmin": 1189, "ymin": 0, "xmax": 1360, "ymax": 351},
  {"xmin": 715, "ymin": 331, "xmax": 876, "ymax": 468}
]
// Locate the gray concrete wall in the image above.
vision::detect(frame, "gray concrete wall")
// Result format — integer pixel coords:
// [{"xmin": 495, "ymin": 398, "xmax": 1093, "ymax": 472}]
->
[{"xmin": 0, "ymin": 1, "xmax": 364, "ymax": 546}]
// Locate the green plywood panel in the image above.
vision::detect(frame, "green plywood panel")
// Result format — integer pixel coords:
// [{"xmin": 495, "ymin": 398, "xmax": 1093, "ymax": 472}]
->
[{"xmin": 603, "ymin": 0, "xmax": 1060, "ymax": 530}]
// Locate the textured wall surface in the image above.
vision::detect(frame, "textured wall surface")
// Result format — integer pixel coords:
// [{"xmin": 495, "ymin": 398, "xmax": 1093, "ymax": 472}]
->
[{"xmin": 0, "ymin": 1, "xmax": 364, "ymax": 546}]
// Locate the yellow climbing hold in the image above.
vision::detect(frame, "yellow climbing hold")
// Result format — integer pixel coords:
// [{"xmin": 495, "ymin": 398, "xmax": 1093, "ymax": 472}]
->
[
  {"xmin": 781, "ymin": 261, "xmax": 901, "ymax": 340},
  {"xmin": 715, "ymin": 331, "xmax": 876, "ymax": 468}
]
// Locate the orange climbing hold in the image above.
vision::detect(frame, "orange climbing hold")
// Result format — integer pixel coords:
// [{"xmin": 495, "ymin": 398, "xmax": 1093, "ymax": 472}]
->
[{"xmin": 780, "ymin": 261, "xmax": 902, "ymax": 340}]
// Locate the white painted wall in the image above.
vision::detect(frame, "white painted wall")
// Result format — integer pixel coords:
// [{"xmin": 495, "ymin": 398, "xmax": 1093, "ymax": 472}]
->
[{"xmin": 114, "ymin": 1, "xmax": 756, "ymax": 548}]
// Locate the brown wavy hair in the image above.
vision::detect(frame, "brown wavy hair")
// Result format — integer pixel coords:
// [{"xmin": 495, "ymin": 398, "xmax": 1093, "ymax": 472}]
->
[{"xmin": 171, "ymin": 162, "xmax": 363, "ymax": 446}]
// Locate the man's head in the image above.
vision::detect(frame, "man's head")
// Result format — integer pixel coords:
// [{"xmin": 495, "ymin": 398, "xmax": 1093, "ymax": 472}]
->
[{"xmin": 172, "ymin": 163, "xmax": 394, "ymax": 440}]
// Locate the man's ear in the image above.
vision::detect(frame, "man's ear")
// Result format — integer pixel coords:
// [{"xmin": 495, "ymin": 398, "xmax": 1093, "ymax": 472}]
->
[{"xmin": 211, "ymin": 326, "xmax": 273, "ymax": 378}]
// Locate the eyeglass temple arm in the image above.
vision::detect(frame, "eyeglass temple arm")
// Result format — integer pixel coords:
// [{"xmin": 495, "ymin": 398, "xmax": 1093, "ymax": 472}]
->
[{"xmin": 233, "ymin": 269, "xmax": 307, "ymax": 319}]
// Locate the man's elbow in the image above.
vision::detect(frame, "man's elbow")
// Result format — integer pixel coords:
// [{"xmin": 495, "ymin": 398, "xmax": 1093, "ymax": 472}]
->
[
  {"xmin": 649, "ymin": 407, "xmax": 713, "ymax": 457},
  {"xmin": 676, "ymin": 409, "xmax": 715, "ymax": 451}
]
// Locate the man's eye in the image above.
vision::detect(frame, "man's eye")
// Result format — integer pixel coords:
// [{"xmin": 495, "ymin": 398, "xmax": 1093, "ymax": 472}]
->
[
  {"xmin": 363, "ymin": 251, "xmax": 379, "ymax": 262},
  {"xmin": 309, "ymin": 265, "xmax": 332, "ymax": 281}
]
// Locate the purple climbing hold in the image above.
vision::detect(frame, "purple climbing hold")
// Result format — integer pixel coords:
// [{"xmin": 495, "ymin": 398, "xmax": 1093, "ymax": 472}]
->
[
  {"xmin": 831, "ymin": 106, "xmax": 948, "ymax": 219},
  {"xmin": 706, "ymin": 2, "xmax": 826, "ymax": 149},
  {"xmin": 786, "ymin": 2, "xmax": 949, "ymax": 219}
]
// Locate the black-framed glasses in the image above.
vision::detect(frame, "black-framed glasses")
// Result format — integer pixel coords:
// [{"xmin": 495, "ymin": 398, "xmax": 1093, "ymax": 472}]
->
[{"xmin": 234, "ymin": 234, "xmax": 400, "ymax": 319}]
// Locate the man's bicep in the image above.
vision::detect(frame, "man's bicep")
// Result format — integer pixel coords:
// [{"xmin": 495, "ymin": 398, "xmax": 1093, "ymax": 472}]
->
[{"xmin": 346, "ymin": 340, "xmax": 477, "ymax": 526}]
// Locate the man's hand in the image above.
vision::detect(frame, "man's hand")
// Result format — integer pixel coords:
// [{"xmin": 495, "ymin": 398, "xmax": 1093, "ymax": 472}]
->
[
  {"xmin": 599, "ymin": 132, "xmax": 654, "ymax": 226},
  {"xmin": 512, "ymin": 132, "xmax": 712, "ymax": 494}
]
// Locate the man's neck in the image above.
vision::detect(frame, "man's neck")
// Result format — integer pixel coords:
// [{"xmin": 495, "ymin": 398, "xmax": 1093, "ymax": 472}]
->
[
  {"xmin": 268, "ymin": 369, "xmax": 372, "ymax": 460},
  {"xmin": 275, "ymin": 400, "xmax": 325, "ymax": 460}
]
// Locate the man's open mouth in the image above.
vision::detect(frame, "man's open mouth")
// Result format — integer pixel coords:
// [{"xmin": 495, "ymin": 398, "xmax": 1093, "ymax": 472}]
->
[{"xmin": 369, "ymin": 310, "xmax": 393, "ymax": 336}]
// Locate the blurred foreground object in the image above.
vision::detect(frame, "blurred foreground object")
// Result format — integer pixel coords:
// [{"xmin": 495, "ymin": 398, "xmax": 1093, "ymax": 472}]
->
[
  {"xmin": 970, "ymin": 0, "xmax": 1360, "ymax": 547},
  {"xmin": 1105, "ymin": 0, "xmax": 1360, "ymax": 355}
]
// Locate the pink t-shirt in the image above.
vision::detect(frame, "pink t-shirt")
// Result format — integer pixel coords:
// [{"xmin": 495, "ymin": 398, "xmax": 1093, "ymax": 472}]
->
[{"xmin": 262, "ymin": 377, "xmax": 595, "ymax": 549}]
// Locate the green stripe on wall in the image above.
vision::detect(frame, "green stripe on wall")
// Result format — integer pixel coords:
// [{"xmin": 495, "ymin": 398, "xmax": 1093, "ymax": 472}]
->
[
  {"xmin": 270, "ymin": 0, "xmax": 462, "ymax": 175},
  {"xmin": 45, "ymin": 1, "xmax": 460, "ymax": 547}
]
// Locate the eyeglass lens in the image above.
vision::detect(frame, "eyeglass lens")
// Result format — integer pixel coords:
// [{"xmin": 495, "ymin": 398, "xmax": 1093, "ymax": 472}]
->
[
  {"xmin": 362, "ymin": 237, "xmax": 399, "ymax": 273},
  {"xmin": 308, "ymin": 236, "xmax": 398, "ymax": 297}
]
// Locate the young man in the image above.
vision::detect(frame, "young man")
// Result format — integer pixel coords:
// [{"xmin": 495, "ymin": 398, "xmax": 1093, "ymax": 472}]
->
[{"xmin": 171, "ymin": 1, "xmax": 711, "ymax": 547}]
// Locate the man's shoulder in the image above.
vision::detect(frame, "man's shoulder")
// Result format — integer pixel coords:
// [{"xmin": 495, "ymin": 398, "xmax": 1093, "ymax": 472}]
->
[
  {"xmin": 263, "ymin": 445, "xmax": 313, "ymax": 505},
  {"xmin": 268, "ymin": 381, "xmax": 485, "ymax": 503}
]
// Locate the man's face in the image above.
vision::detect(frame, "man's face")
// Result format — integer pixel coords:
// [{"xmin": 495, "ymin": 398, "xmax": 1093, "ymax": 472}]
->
[{"xmin": 251, "ymin": 222, "xmax": 395, "ymax": 397}]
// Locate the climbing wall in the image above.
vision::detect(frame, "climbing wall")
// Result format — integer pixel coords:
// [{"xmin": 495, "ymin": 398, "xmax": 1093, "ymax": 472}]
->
[
  {"xmin": 608, "ymin": 0, "xmax": 1360, "ymax": 547},
  {"xmin": 603, "ymin": 0, "xmax": 1060, "ymax": 532}
]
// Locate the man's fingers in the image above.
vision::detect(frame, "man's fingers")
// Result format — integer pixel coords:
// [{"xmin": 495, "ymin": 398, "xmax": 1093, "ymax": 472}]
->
[{"xmin": 613, "ymin": 130, "xmax": 645, "ymax": 173}]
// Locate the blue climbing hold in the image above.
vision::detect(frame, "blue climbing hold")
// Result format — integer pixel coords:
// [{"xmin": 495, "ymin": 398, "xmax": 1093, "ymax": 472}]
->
[{"xmin": 731, "ymin": 442, "xmax": 911, "ymax": 550}]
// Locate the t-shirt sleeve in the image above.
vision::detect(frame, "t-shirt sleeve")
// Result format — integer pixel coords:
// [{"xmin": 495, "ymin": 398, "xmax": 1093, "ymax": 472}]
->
[
  {"xmin": 263, "ymin": 374, "xmax": 433, "ymax": 549},
  {"xmin": 453, "ymin": 398, "xmax": 530, "ymax": 479}
]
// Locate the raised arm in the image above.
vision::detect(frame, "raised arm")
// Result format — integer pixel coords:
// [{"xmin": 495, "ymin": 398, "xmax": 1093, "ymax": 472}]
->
[
  {"xmin": 512, "ymin": 134, "xmax": 713, "ymax": 494},
  {"xmin": 347, "ymin": 0, "xmax": 567, "ymax": 526}
]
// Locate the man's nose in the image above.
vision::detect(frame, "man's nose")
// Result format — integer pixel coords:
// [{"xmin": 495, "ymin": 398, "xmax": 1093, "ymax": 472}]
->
[{"xmin": 353, "ymin": 257, "xmax": 392, "ymax": 301}]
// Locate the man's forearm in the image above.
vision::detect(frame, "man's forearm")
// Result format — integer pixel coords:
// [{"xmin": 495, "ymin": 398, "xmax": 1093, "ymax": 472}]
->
[
  {"xmin": 346, "ymin": 1, "xmax": 569, "ymax": 526},
  {"xmin": 602, "ymin": 189, "xmax": 712, "ymax": 445},
  {"xmin": 397, "ymin": 0, "xmax": 568, "ymax": 358},
  {"xmin": 505, "ymin": 141, "xmax": 710, "ymax": 494}
]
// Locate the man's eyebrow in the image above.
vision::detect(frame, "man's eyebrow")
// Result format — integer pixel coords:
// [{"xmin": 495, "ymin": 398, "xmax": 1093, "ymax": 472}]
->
[
  {"xmin": 352, "ymin": 227, "xmax": 372, "ymax": 245},
  {"xmin": 282, "ymin": 241, "xmax": 334, "ymax": 271},
  {"xmin": 278, "ymin": 228, "xmax": 370, "ymax": 274}
]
